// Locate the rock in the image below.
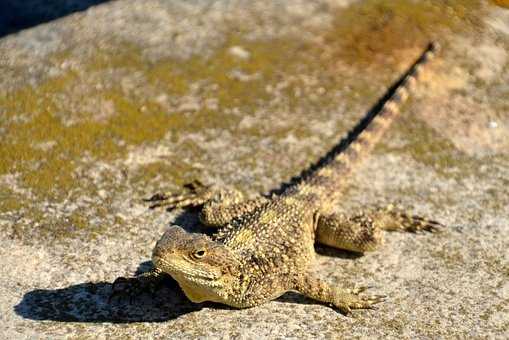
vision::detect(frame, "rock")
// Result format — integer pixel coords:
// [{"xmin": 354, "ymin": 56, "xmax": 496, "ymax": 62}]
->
[
  {"xmin": 0, "ymin": 0, "xmax": 508, "ymax": 338},
  {"xmin": 228, "ymin": 46, "xmax": 251, "ymax": 60}
]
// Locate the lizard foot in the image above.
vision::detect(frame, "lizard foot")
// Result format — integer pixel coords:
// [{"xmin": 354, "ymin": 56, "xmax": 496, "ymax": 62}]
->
[
  {"xmin": 333, "ymin": 287, "xmax": 386, "ymax": 315},
  {"xmin": 144, "ymin": 180, "xmax": 214, "ymax": 210},
  {"xmin": 374, "ymin": 204, "xmax": 445, "ymax": 233},
  {"xmin": 402, "ymin": 215, "xmax": 444, "ymax": 233}
]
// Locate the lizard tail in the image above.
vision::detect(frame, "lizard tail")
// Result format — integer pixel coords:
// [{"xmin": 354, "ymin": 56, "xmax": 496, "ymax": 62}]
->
[{"xmin": 292, "ymin": 42, "xmax": 439, "ymax": 200}]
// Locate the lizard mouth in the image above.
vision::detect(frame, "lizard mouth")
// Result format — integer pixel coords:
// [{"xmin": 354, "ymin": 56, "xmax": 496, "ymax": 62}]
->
[{"xmin": 152, "ymin": 256, "xmax": 220, "ymax": 282}]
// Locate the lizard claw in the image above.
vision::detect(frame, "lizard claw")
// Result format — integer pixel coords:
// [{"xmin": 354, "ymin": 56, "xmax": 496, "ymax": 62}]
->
[
  {"xmin": 375, "ymin": 204, "xmax": 446, "ymax": 234},
  {"xmin": 144, "ymin": 193, "xmax": 168, "ymax": 202},
  {"xmin": 334, "ymin": 288, "xmax": 386, "ymax": 315},
  {"xmin": 182, "ymin": 180, "xmax": 207, "ymax": 191},
  {"xmin": 406, "ymin": 215, "xmax": 445, "ymax": 233}
]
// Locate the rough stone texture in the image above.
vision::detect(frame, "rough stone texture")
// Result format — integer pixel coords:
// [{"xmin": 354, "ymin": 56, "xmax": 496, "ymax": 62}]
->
[{"xmin": 1, "ymin": 0, "xmax": 508, "ymax": 338}]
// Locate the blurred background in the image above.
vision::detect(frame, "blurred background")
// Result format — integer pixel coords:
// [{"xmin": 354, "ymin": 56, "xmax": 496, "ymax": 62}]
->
[{"xmin": 0, "ymin": 0, "xmax": 111, "ymax": 37}]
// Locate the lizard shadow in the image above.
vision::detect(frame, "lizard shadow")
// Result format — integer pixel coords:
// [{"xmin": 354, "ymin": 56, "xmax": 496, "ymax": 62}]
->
[
  {"xmin": 172, "ymin": 207, "xmax": 215, "ymax": 236},
  {"xmin": 14, "ymin": 261, "xmax": 202, "ymax": 323},
  {"xmin": 315, "ymin": 245, "xmax": 364, "ymax": 259}
]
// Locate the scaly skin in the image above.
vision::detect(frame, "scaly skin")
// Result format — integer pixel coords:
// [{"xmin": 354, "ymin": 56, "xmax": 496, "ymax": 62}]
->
[{"xmin": 111, "ymin": 42, "xmax": 442, "ymax": 314}]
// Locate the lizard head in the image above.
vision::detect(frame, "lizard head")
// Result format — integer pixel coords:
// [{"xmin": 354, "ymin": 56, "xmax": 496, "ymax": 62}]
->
[{"xmin": 151, "ymin": 226, "xmax": 241, "ymax": 302}]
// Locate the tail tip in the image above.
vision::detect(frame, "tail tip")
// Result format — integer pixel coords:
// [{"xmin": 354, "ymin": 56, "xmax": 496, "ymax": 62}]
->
[{"xmin": 428, "ymin": 41, "xmax": 440, "ymax": 53}]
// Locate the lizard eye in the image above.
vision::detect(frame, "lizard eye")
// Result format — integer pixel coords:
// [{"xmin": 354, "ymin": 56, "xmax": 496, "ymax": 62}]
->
[{"xmin": 193, "ymin": 250, "xmax": 206, "ymax": 259}]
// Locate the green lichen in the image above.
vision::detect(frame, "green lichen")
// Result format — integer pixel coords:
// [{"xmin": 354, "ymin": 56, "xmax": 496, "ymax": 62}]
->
[
  {"xmin": 0, "ymin": 188, "xmax": 23, "ymax": 212},
  {"xmin": 84, "ymin": 41, "xmax": 145, "ymax": 73},
  {"xmin": 130, "ymin": 160, "xmax": 198, "ymax": 191}
]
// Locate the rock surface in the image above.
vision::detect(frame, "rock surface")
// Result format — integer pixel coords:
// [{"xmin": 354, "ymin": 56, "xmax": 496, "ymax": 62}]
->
[{"xmin": 1, "ymin": 0, "xmax": 508, "ymax": 338}]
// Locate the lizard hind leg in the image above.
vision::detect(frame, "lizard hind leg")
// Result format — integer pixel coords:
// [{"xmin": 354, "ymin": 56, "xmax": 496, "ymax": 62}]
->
[
  {"xmin": 294, "ymin": 273, "xmax": 385, "ymax": 314},
  {"xmin": 316, "ymin": 212, "xmax": 384, "ymax": 253},
  {"xmin": 315, "ymin": 205, "xmax": 443, "ymax": 253}
]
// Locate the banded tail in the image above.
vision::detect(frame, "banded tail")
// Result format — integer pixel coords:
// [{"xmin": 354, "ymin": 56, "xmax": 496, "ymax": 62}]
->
[{"xmin": 288, "ymin": 42, "xmax": 439, "ymax": 203}]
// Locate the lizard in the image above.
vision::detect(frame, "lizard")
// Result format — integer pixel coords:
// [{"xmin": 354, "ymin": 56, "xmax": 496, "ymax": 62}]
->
[{"xmin": 110, "ymin": 42, "xmax": 442, "ymax": 314}]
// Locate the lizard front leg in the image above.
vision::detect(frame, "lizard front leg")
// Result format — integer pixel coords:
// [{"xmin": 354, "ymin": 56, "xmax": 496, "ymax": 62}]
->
[
  {"xmin": 316, "ymin": 205, "xmax": 443, "ymax": 253},
  {"xmin": 109, "ymin": 268, "xmax": 172, "ymax": 303},
  {"xmin": 316, "ymin": 212, "xmax": 383, "ymax": 252},
  {"xmin": 146, "ymin": 180, "xmax": 268, "ymax": 228},
  {"xmin": 294, "ymin": 273, "xmax": 385, "ymax": 314},
  {"xmin": 144, "ymin": 180, "xmax": 215, "ymax": 210}
]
